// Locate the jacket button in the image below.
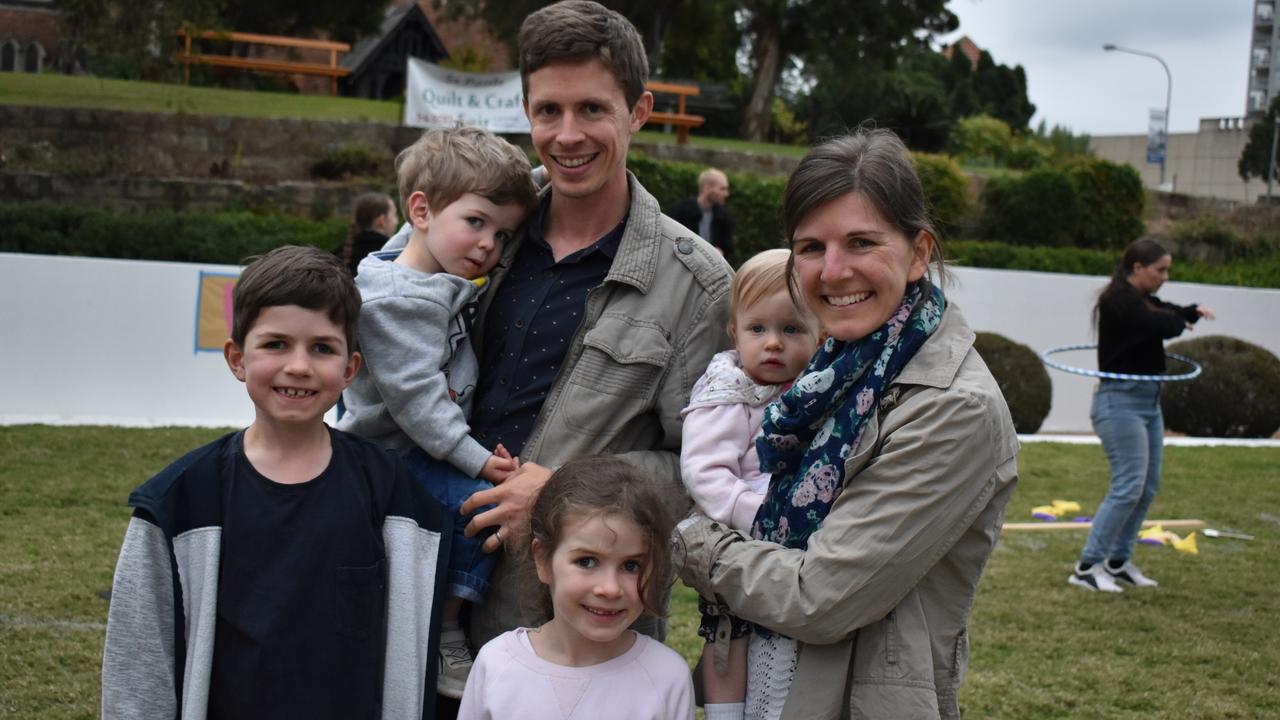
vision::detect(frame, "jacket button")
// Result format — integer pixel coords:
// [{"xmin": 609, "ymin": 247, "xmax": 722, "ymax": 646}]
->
[{"xmin": 676, "ymin": 239, "xmax": 694, "ymax": 255}]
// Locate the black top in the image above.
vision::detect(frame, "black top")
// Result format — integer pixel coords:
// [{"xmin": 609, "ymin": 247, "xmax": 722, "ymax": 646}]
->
[
  {"xmin": 1096, "ymin": 283, "xmax": 1200, "ymax": 375},
  {"xmin": 667, "ymin": 197, "xmax": 734, "ymax": 264},
  {"xmin": 471, "ymin": 194, "xmax": 624, "ymax": 457},
  {"xmin": 336, "ymin": 229, "xmax": 391, "ymax": 276},
  {"xmin": 208, "ymin": 429, "xmax": 387, "ymax": 720}
]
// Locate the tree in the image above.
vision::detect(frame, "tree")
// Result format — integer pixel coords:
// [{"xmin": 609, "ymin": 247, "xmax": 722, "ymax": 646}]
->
[
  {"xmin": 737, "ymin": 0, "xmax": 956, "ymax": 142},
  {"xmin": 218, "ymin": 0, "xmax": 388, "ymax": 44},
  {"xmin": 1239, "ymin": 96, "xmax": 1280, "ymax": 184}
]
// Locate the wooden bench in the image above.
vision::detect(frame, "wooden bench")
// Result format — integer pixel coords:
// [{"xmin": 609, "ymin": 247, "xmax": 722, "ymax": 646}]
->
[
  {"xmin": 175, "ymin": 28, "xmax": 351, "ymax": 96},
  {"xmin": 645, "ymin": 81, "xmax": 705, "ymax": 145}
]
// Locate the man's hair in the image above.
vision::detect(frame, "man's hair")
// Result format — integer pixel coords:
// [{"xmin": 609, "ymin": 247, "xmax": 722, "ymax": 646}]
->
[
  {"xmin": 730, "ymin": 248, "xmax": 817, "ymax": 335},
  {"xmin": 395, "ymin": 125, "xmax": 539, "ymax": 214},
  {"xmin": 231, "ymin": 245, "xmax": 361, "ymax": 353},
  {"xmin": 518, "ymin": 0, "xmax": 649, "ymax": 109},
  {"xmin": 527, "ymin": 455, "xmax": 674, "ymax": 622},
  {"xmin": 698, "ymin": 168, "xmax": 726, "ymax": 192}
]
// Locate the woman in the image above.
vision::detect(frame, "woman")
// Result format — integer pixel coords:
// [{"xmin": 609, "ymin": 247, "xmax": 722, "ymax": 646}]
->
[
  {"xmin": 1068, "ymin": 239, "xmax": 1214, "ymax": 592},
  {"xmin": 677, "ymin": 129, "xmax": 1019, "ymax": 720},
  {"xmin": 336, "ymin": 192, "xmax": 398, "ymax": 276}
]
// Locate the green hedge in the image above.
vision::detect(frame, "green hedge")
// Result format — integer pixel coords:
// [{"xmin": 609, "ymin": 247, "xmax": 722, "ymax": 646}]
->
[
  {"xmin": 1162, "ymin": 335, "xmax": 1280, "ymax": 438},
  {"xmin": 972, "ymin": 331, "xmax": 1052, "ymax": 434},
  {"xmin": 0, "ymin": 204, "xmax": 345, "ymax": 264},
  {"xmin": 977, "ymin": 158, "xmax": 1144, "ymax": 250}
]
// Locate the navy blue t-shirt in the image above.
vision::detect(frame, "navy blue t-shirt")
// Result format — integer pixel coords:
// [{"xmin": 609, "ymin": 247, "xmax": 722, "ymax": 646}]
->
[
  {"xmin": 207, "ymin": 429, "xmax": 387, "ymax": 720},
  {"xmin": 471, "ymin": 197, "xmax": 625, "ymax": 457}
]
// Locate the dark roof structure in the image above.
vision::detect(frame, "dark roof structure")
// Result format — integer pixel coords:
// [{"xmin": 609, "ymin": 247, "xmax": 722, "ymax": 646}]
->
[{"xmin": 341, "ymin": 2, "xmax": 449, "ymax": 100}]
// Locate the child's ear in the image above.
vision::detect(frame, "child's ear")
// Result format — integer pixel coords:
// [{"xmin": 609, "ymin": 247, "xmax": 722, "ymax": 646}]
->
[
  {"xmin": 343, "ymin": 351, "xmax": 361, "ymax": 386},
  {"xmin": 223, "ymin": 340, "xmax": 246, "ymax": 382},
  {"xmin": 407, "ymin": 191, "xmax": 432, "ymax": 232},
  {"xmin": 532, "ymin": 538, "xmax": 553, "ymax": 585}
]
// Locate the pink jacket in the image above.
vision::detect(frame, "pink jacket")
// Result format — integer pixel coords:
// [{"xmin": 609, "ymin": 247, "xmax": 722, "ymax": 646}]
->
[{"xmin": 680, "ymin": 350, "xmax": 785, "ymax": 531}]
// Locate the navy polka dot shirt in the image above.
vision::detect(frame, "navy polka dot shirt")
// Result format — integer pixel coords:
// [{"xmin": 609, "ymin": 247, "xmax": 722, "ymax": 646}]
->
[{"xmin": 471, "ymin": 197, "xmax": 625, "ymax": 457}]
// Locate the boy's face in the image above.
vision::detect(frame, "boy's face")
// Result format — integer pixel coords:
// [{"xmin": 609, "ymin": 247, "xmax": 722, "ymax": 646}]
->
[
  {"xmin": 224, "ymin": 305, "xmax": 360, "ymax": 429},
  {"xmin": 410, "ymin": 192, "xmax": 527, "ymax": 279},
  {"xmin": 523, "ymin": 58, "xmax": 651, "ymax": 203}
]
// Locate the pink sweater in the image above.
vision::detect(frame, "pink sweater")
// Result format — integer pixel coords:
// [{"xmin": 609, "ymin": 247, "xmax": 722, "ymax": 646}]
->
[
  {"xmin": 680, "ymin": 350, "xmax": 785, "ymax": 531},
  {"xmin": 458, "ymin": 628, "xmax": 694, "ymax": 720}
]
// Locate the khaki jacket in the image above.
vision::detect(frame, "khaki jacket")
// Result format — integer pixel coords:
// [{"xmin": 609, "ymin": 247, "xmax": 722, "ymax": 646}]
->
[
  {"xmin": 678, "ymin": 305, "xmax": 1019, "ymax": 719},
  {"xmin": 469, "ymin": 172, "xmax": 733, "ymax": 647}
]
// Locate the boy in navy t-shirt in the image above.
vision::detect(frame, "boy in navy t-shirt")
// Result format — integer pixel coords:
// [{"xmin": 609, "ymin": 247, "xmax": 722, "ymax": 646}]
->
[{"xmin": 102, "ymin": 246, "xmax": 450, "ymax": 720}]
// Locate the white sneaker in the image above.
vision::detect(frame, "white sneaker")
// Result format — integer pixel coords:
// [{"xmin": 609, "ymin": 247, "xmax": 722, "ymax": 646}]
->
[
  {"xmin": 1067, "ymin": 563, "xmax": 1123, "ymax": 592},
  {"xmin": 1105, "ymin": 560, "xmax": 1159, "ymax": 587},
  {"xmin": 437, "ymin": 627, "xmax": 473, "ymax": 699}
]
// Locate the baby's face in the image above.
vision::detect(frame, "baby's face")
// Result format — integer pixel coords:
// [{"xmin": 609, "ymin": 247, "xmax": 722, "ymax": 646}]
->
[{"xmin": 734, "ymin": 288, "xmax": 819, "ymax": 386}]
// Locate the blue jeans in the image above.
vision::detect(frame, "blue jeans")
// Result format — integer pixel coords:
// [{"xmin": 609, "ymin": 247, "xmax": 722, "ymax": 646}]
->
[
  {"xmin": 1081, "ymin": 380, "xmax": 1164, "ymax": 565},
  {"xmin": 402, "ymin": 448, "xmax": 496, "ymax": 604}
]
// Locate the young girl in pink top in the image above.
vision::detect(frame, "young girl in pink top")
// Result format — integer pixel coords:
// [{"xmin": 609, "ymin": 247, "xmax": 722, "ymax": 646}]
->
[
  {"xmin": 458, "ymin": 456, "xmax": 694, "ymax": 720},
  {"xmin": 680, "ymin": 249, "xmax": 820, "ymax": 720}
]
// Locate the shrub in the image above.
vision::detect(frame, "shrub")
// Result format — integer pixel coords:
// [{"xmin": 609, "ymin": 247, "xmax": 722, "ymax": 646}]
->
[
  {"xmin": 310, "ymin": 144, "xmax": 388, "ymax": 180},
  {"xmin": 952, "ymin": 114, "xmax": 1014, "ymax": 166},
  {"xmin": 972, "ymin": 332, "xmax": 1052, "ymax": 433},
  {"xmin": 1161, "ymin": 336, "xmax": 1280, "ymax": 438},
  {"xmin": 978, "ymin": 168, "xmax": 1080, "ymax": 246},
  {"xmin": 1063, "ymin": 157, "xmax": 1144, "ymax": 250},
  {"xmin": 1169, "ymin": 214, "xmax": 1254, "ymax": 263},
  {"xmin": 0, "ymin": 203, "xmax": 344, "ymax": 264},
  {"xmin": 1005, "ymin": 137, "xmax": 1053, "ymax": 171},
  {"xmin": 913, "ymin": 152, "xmax": 971, "ymax": 237}
]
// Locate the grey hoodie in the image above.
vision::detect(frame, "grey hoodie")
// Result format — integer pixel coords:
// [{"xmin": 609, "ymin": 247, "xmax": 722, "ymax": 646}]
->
[{"xmin": 338, "ymin": 252, "xmax": 490, "ymax": 478}]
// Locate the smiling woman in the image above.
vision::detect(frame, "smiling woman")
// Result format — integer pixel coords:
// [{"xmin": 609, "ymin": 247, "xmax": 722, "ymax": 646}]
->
[{"xmin": 678, "ymin": 129, "xmax": 1020, "ymax": 719}]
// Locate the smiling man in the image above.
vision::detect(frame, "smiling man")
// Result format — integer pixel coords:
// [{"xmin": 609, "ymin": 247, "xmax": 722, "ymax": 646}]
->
[{"xmin": 458, "ymin": 0, "xmax": 733, "ymax": 655}]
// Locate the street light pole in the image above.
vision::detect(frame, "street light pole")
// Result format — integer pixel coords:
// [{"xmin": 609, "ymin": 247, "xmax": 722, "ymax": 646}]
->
[{"xmin": 1104, "ymin": 43, "xmax": 1172, "ymax": 188}]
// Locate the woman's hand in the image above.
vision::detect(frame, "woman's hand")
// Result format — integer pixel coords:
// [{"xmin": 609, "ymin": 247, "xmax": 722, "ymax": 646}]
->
[{"xmin": 1197, "ymin": 305, "xmax": 1216, "ymax": 321}]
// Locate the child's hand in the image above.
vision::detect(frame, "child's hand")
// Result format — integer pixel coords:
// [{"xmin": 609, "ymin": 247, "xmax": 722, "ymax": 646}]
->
[{"xmin": 479, "ymin": 451, "xmax": 518, "ymax": 483}]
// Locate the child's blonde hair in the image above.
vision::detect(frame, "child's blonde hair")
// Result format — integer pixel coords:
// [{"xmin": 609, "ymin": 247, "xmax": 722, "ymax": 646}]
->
[
  {"xmin": 729, "ymin": 248, "xmax": 817, "ymax": 334},
  {"xmin": 395, "ymin": 125, "xmax": 539, "ymax": 214}
]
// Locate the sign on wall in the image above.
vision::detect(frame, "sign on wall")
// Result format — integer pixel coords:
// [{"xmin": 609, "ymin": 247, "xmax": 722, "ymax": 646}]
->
[
  {"xmin": 195, "ymin": 271, "xmax": 239, "ymax": 353},
  {"xmin": 1146, "ymin": 108, "xmax": 1167, "ymax": 165},
  {"xmin": 403, "ymin": 58, "xmax": 531, "ymax": 133}
]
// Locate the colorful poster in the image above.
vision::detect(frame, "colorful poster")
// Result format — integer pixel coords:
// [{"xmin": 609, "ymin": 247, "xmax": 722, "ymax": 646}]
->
[
  {"xmin": 1146, "ymin": 108, "xmax": 1167, "ymax": 165},
  {"xmin": 195, "ymin": 271, "xmax": 239, "ymax": 353}
]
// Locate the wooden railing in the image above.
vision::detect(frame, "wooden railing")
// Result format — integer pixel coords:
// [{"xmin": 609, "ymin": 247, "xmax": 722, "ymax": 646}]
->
[{"xmin": 175, "ymin": 28, "xmax": 351, "ymax": 96}]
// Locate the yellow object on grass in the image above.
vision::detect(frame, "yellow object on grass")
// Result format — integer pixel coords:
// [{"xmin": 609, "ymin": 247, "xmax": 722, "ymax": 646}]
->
[{"xmin": 1173, "ymin": 532, "xmax": 1199, "ymax": 555}]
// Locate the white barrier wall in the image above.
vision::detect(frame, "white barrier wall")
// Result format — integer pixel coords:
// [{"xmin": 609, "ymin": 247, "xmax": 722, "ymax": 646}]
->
[{"xmin": 1, "ymin": 252, "xmax": 1278, "ymax": 432}]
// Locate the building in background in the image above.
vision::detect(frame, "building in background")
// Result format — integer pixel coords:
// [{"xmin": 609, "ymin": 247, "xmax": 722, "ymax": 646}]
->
[
  {"xmin": 1248, "ymin": 0, "xmax": 1278, "ymax": 117},
  {"xmin": 0, "ymin": 0, "xmax": 60, "ymax": 73}
]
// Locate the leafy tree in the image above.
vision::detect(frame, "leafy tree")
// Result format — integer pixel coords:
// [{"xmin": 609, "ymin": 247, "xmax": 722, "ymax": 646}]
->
[
  {"xmin": 218, "ymin": 0, "xmax": 388, "ymax": 44},
  {"xmin": 737, "ymin": 0, "xmax": 956, "ymax": 142},
  {"xmin": 1240, "ymin": 96, "xmax": 1280, "ymax": 183},
  {"xmin": 57, "ymin": 0, "xmax": 219, "ymax": 78},
  {"xmin": 951, "ymin": 114, "xmax": 1013, "ymax": 165}
]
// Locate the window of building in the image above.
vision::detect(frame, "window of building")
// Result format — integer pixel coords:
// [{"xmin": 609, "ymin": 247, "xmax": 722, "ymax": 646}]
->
[
  {"xmin": 1259, "ymin": 2, "xmax": 1275, "ymax": 22},
  {"xmin": 1, "ymin": 41, "xmax": 16, "ymax": 72},
  {"xmin": 24, "ymin": 42, "xmax": 44, "ymax": 73}
]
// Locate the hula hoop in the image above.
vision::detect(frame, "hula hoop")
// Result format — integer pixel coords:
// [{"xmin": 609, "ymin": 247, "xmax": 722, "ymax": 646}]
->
[{"xmin": 1040, "ymin": 344, "xmax": 1202, "ymax": 382}]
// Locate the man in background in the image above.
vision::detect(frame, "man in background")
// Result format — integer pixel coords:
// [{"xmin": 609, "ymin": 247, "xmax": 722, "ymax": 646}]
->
[{"xmin": 668, "ymin": 167, "xmax": 734, "ymax": 264}]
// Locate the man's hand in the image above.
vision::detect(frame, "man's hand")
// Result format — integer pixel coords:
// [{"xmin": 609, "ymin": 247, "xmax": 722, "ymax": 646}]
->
[{"xmin": 461, "ymin": 461, "xmax": 553, "ymax": 553}]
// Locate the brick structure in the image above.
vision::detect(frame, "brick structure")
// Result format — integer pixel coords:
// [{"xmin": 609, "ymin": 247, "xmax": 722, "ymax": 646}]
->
[
  {"xmin": 0, "ymin": 0, "xmax": 62, "ymax": 72},
  {"xmin": 942, "ymin": 35, "xmax": 981, "ymax": 70}
]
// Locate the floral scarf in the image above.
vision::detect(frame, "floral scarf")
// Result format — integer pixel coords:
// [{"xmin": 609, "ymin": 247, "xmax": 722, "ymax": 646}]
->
[{"xmin": 751, "ymin": 279, "xmax": 945, "ymax": 550}]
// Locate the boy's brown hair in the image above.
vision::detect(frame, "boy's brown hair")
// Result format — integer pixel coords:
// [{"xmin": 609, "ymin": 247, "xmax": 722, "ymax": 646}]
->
[
  {"xmin": 527, "ymin": 455, "xmax": 675, "ymax": 621},
  {"xmin": 394, "ymin": 125, "xmax": 538, "ymax": 215},
  {"xmin": 231, "ymin": 245, "xmax": 361, "ymax": 352},
  {"xmin": 518, "ymin": 0, "xmax": 649, "ymax": 110}
]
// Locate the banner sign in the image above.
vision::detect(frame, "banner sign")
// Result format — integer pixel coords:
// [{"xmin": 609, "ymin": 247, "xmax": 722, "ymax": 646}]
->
[
  {"xmin": 1146, "ymin": 108, "xmax": 1167, "ymax": 165},
  {"xmin": 403, "ymin": 58, "xmax": 531, "ymax": 133},
  {"xmin": 194, "ymin": 271, "xmax": 239, "ymax": 353}
]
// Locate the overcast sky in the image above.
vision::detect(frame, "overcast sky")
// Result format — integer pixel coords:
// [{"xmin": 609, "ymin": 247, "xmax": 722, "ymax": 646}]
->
[{"xmin": 940, "ymin": 0, "xmax": 1256, "ymax": 136}]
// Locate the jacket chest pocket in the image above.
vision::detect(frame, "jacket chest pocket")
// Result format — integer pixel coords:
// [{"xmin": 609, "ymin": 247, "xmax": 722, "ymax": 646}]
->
[
  {"xmin": 563, "ymin": 315, "xmax": 671, "ymax": 433},
  {"xmin": 335, "ymin": 561, "xmax": 386, "ymax": 640}
]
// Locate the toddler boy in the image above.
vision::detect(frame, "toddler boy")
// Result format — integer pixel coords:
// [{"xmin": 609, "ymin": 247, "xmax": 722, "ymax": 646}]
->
[
  {"xmin": 337, "ymin": 125, "xmax": 538, "ymax": 698},
  {"xmin": 102, "ymin": 245, "xmax": 451, "ymax": 719}
]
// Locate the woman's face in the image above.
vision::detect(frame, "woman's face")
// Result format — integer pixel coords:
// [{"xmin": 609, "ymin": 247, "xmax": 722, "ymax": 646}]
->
[
  {"xmin": 791, "ymin": 192, "xmax": 932, "ymax": 342},
  {"xmin": 1128, "ymin": 253, "xmax": 1172, "ymax": 294}
]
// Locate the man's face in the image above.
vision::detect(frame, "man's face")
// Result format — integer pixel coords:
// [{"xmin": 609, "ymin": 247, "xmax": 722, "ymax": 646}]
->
[
  {"xmin": 523, "ymin": 58, "xmax": 651, "ymax": 203},
  {"xmin": 705, "ymin": 173, "xmax": 730, "ymax": 206}
]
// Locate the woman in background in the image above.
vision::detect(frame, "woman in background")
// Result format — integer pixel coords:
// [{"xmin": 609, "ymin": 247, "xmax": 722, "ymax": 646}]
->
[
  {"xmin": 337, "ymin": 192, "xmax": 398, "ymax": 275},
  {"xmin": 1068, "ymin": 238, "xmax": 1215, "ymax": 592}
]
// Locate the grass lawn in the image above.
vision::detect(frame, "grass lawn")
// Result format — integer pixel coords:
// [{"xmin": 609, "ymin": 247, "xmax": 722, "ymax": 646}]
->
[{"xmin": 1, "ymin": 426, "xmax": 1277, "ymax": 718}]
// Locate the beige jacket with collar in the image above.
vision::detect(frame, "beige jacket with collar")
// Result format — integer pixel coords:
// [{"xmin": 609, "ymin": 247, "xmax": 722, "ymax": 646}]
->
[{"xmin": 678, "ymin": 304, "xmax": 1019, "ymax": 719}]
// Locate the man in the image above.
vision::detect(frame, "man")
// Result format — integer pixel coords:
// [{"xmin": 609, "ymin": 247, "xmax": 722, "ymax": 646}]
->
[
  {"xmin": 668, "ymin": 167, "xmax": 735, "ymax": 263},
  {"xmin": 458, "ymin": 0, "xmax": 732, "ymax": 653}
]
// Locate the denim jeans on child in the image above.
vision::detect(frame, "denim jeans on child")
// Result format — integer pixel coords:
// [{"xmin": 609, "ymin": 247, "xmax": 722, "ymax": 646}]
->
[
  {"xmin": 402, "ymin": 448, "xmax": 496, "ymax": 604},
  {"xmin": 1081, "ymin": 380, "xmax": 1164, "ymax": 565}
]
